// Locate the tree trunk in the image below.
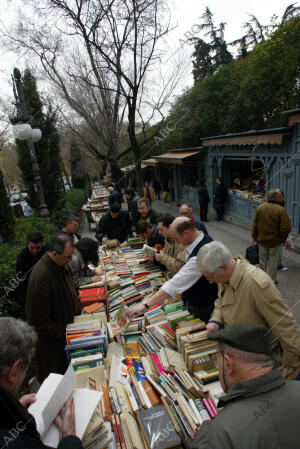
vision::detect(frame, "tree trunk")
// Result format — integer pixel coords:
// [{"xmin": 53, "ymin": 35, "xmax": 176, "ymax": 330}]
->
[{"xmin": 128, "ymin": 108, "xmax": 143, "ymax": 196}]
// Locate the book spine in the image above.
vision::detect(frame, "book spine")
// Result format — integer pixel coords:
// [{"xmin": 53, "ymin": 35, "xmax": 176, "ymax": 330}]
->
[
  {"xmin": 189, "ymin": 399, "xmax": 203, "ymax": 425},
  {"xmin": 112, "ymin": 414, "xmax": 122, "ymax": 449},
  {"xmin": 137, "ymin": 381, "xmax": 152, "ymax": 409},
  {"xmin": 124, "ymin": 383, "xmax": 139, "ymax": 412},
  {"xmin": 203, "ymin": 398, "xmax": 218, "ymax": 417},
  {"xmin": 194, "ymin": 399, "xmax": 211, "ymax": 422}
]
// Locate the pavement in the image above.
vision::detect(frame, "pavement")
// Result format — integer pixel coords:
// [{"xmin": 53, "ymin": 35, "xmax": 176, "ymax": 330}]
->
[{"xmin": 82, "ymin": 199, "xmax": 300, "ymax": 325}]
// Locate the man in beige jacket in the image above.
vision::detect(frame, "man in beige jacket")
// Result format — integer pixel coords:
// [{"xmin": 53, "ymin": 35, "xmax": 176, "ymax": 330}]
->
[
  {"xmin": 155, "ymin": 213, "xmax": 185, "ymax": 279},
  {"xmin": 197, "ymin": 240, "xmax": 300, "ymax": 379},
  {"xmin": 252, "ymin": 188, "xmax": 291, "ymax": 283}
]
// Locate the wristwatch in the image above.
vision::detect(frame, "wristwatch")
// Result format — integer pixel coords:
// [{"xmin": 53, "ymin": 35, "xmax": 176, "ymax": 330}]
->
[{"xmin": 144, "ymin": 303, "xmax": 150, "ymax": 310}]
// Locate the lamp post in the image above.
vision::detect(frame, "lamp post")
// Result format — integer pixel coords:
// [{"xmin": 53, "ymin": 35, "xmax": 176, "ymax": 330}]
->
[{"xmin": 10, "ymin": 67, "xmax": 49, "ymax": 217}]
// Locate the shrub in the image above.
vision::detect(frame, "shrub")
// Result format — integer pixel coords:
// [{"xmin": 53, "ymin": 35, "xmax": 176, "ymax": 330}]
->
[{"xmin": 0, "ymin": 215, "xmax": 58, "ymax": 317}]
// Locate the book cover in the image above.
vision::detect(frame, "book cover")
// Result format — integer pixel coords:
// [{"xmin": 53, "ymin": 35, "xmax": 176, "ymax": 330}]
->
[{"xmin": 137, "ymin": 405, "xmax": 181, "ymax": 449}]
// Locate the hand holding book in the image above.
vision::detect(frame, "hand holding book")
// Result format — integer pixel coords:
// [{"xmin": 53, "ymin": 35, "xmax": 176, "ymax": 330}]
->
[{"xmin": 54, "ymin": 397, "xmax": 76, "ymax": 441}]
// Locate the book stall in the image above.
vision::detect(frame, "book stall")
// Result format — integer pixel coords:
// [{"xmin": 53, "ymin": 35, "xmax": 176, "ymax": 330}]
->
[
  {"xmin": 32, "ymin": 239, "xmax": 223, "ymax": 449},
  {"xmin": 82, "ymin": 184, "xmax": 110, "ymax": 230}
]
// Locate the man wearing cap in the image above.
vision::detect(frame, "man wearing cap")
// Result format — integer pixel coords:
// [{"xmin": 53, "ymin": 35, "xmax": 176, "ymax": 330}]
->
[
  {"xmin": 190, "ymin": 323, "xmax": 300, "ymax": 449},
  {"xmin": 197, "ymin": 240, "xmax": 300, "ymax": 378}
]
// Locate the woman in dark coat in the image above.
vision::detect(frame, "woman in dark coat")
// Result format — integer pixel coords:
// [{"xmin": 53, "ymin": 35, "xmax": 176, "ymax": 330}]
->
[{"xmin": 198, "ymin": 181, "xmax": 210, "ymax": 222}]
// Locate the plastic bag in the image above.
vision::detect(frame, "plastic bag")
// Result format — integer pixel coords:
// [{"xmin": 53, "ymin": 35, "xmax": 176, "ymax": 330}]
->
[{"xmin": 285, "ymin": 233, "xmax": 295, "ymax": 249}]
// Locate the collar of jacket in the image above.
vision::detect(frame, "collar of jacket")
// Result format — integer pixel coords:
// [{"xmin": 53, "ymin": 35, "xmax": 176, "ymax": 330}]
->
[
  {"xmin": 225, "ymin": 256, "xmax": 254, "ymax": 291},
  {"xmin": 218, "ymin": 369, "xmax": 285, "ymax": 407},
  {"xmin": 43, "ymin": 253, "xmax": 69, "ymax": 278}
]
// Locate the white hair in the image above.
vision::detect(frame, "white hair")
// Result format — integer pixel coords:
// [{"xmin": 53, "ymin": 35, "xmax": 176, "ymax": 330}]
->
[{"xmin": 197, "ymin": 241, "xmax": 232, "ymax": 273}]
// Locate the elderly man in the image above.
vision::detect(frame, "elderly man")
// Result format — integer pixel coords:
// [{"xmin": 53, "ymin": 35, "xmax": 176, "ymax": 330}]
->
[
  {"xmin": 179, "ymin": 203, "xmax": 208, "ymax": 235},
  {"xmin": 26, "ymin": 234, "xmax": 81, "ymax": 383},
  {"xmin": 137, "ymin": 198, "xmax": 160, "ymax": 225},
  {"xmin": 252, "ymin": 188, "xmax": 291, "ymax": 283},
  {"xmin": 0, "ymin": 317, "xmax": 82, "ymax": 449},
  {"xmin": 95, "ymin": 203, "xmax": 133, "ymax": 244},
  {"xmin": 128, "ymin": 217, "xmax": 218, "ymax": 322},
  {"xmin": 15, "ymin": 231, "xmax": 49, "ymax": 312},
  {"xmin": 197, "ymin": 240, "xmax": 300, "ymax": 378},
  {"xmin": 58, "ymin": 215, "xmax": 81, "ymax": 244},
  {"xmin": 190, "ymin": 323, "xmax": 300, "ymax": 449}
]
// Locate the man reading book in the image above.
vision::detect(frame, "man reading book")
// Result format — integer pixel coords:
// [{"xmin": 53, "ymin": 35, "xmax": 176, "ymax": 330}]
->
[
  {"xmin": 189, "ymin": 324, "xmax": 300, "ymax": 449},
  {"xmin": 0, "ymin": 317, "xmax": 83, "ymax": 449}
]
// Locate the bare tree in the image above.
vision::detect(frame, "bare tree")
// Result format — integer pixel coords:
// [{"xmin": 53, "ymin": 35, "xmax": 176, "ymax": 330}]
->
[{"xmin": 1, "ymin": 0, "xmax": 185, "ymax": 190}]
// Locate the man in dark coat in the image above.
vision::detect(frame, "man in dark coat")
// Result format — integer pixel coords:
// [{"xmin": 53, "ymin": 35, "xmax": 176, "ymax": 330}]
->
[
  {"xmin": 137, "ymin": 198, "xmax": 160, "ymax": 225},
  {"xmin": 125, "ymin": 188, "xmax": 140, "ymax": 224},
  {"xmin": 214, "ymin": 177, "xmax": 228, "ymax": 221},
  {"xmin": 15, "ymin": 231, "xmax": 48, "ymax": 313},
  {"xmin": 26, "ymin": 234, "xmax": 81, "ymax": 383},
  {"xmin": 95, "ymin": 203, "xmax": 133, "ymax": 244},
  {"xmin": 135, "ymin": 220, "xmax": 165, "ymax": 248},
  {"xmin": 189, "ymin": 323, "xmax": 300, "ymax": 449},
  {"xmin": 108, "ymin": 185, "xmax": 123, "ymax": 207},
  {"xmin": 0, "ymin": 317, "xmax": 83, "ymax": 449},
  {"xmin": 58, "ymin": 215, "xmax": 81, "ymax": 244}
]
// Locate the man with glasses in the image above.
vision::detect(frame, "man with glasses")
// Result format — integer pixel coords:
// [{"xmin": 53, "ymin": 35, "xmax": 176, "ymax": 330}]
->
[
  {"xmin": 26, "ymin": 234, "xmax": 81, "ymax": 383},
  {"xmin": 0, "ymin": 317, "xmax": 83, "ymax": 449},
  {"xmin": 137, "ymin": 198, "xmax": 160, "ymax": 225},
  {"xmin": 179, "ymin": 203, "xmax": 208, "ymax": 235},
  {"xmin": 189, "ymin": 323, "xmax": 300, "ymax": 449},
  {"xmin": 196, "ymin": 240, "xmax": 300, "ymax": 379}
]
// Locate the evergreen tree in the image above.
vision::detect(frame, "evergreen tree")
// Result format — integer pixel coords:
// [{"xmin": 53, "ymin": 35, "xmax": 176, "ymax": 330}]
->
[
  {"xmin": 70, "ymin": 143, "xmax": 88, "ymax": 189},
  {"xmin": 0, "ymin": 170, "xmax": 15, "ymax": 242},
  {"xmin": 15, "ymin": 69, "xmax": 64, "ymax": 211}
]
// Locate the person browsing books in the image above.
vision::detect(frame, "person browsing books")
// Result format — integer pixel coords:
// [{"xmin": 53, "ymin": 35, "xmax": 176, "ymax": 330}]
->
[
  {"xmin": 0, "ymin": 317, "xmax": 83, "ymax": 449},
  {"xmin": 179, "ymin": 204, "xmax": 208, "ymax": 234},
  {"xmin": 95, "ymin": 203, "xmax": 134, "ymax": 244},
  {"xmin": 128, "ymin": 217, "xmax": 218, "ymax": 322},
  {"xmin": 68, "ymin": 238, "xmax": 103, "ymax": 290},
  {"xmin": 135, "ymin": 220, "xmax": 165, "ymax": 249},
  {"xmin": 26, "ymin": 234, "xmax": 81, "ymax": 383},
  {"xmin": 137, "ymin": 198, "xmax": 160, "ymax": 225},
  {"xmin": 58, "ymin": 215, "xmax": 81, "ymax": 245},
  {"xmin": 189, "ymin": 323, "xmax": 300, "ymax": 449},
  {"xmin": 156, "ymin": 213, "xmax": 185, "ymax": 279},
  {"xmin": 197, "ymin": 240, "xmax": 300, "ymax": 378}
]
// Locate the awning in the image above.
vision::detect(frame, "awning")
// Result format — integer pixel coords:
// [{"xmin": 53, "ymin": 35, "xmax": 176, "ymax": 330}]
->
[
  {"xmin": 202, "ymin": 134, "xmax": 285, "ymax": 146},
  {"xmin": 155, "ymin": 150, "xmax": 201, "ymax": 165},
  {"xmin": 142, "ymin": 158, "xmax": 157, "ymax": 167}
]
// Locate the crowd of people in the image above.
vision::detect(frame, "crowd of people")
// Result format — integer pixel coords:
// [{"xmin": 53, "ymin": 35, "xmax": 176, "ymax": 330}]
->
[{"xmin": 1, "ymin": 178, "xmax": 299, "ymax": 448}]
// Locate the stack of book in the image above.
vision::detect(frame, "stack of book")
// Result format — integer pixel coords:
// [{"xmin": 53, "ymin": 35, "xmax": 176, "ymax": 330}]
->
[
  {"xmin": 79, "ymin": 287, "xmax": 107, "ymax": 309},
  {"xmin": 65, "ymin": 314, "xmax": 108, "ymax": 368},
  {"xmin": 180, "ymin": 329, "xmax": 218, "ymax": 377}
]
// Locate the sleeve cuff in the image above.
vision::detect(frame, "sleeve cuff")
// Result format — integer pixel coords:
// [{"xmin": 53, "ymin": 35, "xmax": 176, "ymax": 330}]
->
[{"xmin": 207, "ymin": 320, "xmax": 222, "ymax": 328}]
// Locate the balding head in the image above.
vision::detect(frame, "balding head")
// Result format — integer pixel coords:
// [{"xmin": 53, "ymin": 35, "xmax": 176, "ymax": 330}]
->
[
  {"xmin": 179, "ymin": 204, "xmax": 193, "ymax": 219},
  {"xmin": 170, "ymin": 216, "xmax": 200, "ymax": 246}
]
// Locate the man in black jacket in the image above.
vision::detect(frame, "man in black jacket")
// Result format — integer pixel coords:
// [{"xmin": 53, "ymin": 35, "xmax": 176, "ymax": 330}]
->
[
  {"xmin": 0, "ymin": 317, "xmax": 83, "ymax": 449},
  {"xmin": 15, "ymin": 232, "xmax": 48, "ymax": 313},
  {"xmin": 108, "ymin": 185, "xmax": 123, "ymax": 207},
  {"xmin": 125, "ymin": 188, "xmax": 140, "ymax": 224},
  {"xmin": 95, "ymin": 203, "xmax": 133, "ymax": 244},
  {"xmin": 214, "ymin": 177, "xmax": 228, "ymax": 221}
]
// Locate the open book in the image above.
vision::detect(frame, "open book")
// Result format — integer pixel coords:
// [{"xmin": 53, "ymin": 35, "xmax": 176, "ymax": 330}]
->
[{"xmin": 29, "ymin": 364, "xmax": 102, "ymax": 447}]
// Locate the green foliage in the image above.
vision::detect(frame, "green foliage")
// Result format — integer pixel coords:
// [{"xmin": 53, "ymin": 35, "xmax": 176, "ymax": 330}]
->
[
  {"xmin": 15, "ymin": 68, "xmax": 64, "ymax": 211},
  {"xmin": 0, "ymin": 170, "xmax": 15, "ymax": 243},
  {"xmin": 0, "ymin": 215, "xmax": 58, "ymax": 317},
  {"xmin": 154, "ymin": 17, "xmax": 300, "ymax": 154},
  {"xmin": 70, "ymin": 144, "xmax": 89, "ymax": 189},
  {"xmin": 50, "ymin": 188, "xmax": 86, "ymax": 227}
]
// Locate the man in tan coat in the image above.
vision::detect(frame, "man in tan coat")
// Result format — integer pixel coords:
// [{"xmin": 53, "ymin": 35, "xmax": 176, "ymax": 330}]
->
[
  {"xmin": 196, "ymin": 241, "xmax": 300, "ymax": 379},
  {"xmin": 155, "ymin": 213, "xmax": 185, "ymax": 279},
  {"xmin": 252, "ymin": 188, "xmax": 291, "ymax": 282}
]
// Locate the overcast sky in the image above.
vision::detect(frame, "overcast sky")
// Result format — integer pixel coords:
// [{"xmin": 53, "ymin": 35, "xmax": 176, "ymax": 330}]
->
[{"xmin": 0, "ymin": 0, "xmax": 295, "ymax": 109}]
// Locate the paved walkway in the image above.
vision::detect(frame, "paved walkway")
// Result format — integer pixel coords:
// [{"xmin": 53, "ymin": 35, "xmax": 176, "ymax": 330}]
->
[{"xmin": 83, "ymin": 199, "xmax": 300, "ymax": 324}]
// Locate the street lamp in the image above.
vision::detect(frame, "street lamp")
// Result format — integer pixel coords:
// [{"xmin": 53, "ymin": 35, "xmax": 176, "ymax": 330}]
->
[{"xmin": 10, "ymin": 67, "xmax": 49, "ymax": 217}]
